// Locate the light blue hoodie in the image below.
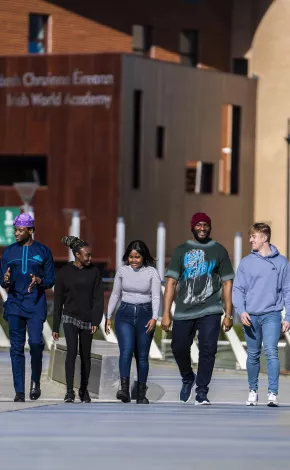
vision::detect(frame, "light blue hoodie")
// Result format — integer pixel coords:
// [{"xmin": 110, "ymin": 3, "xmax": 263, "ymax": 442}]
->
[{"xmin": 233, "ymin": 245, "xmax": 290, "ymax": 322}]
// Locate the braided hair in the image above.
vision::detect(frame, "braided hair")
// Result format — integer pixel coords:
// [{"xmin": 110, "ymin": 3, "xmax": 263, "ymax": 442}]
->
[{"xmin": 61, "ymin": 236, "xmax": 89, "ymax": 256}]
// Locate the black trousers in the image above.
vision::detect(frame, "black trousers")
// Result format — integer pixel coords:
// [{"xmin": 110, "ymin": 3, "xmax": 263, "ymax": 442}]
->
[
  {"xmin": 171, "ymin": 314, "xmax": 221, "ymax": 395},
  {"xmin": 63, "ymin": 323, "xmax": 93, "ymax": 391}
]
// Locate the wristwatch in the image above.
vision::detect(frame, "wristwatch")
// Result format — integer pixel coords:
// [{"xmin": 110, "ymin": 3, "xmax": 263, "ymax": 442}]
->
[{"xmin": 224, "ymin": 315, "xmax": 233, "ymax": 320}]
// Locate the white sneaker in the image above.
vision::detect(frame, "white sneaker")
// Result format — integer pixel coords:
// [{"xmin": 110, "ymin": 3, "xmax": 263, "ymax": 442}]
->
[
  {"xmin": 246, "ymin": 390, "xmax": 258, "ymax": 406},
  {"xmin": 267, "ymin": 392, "xmax": 278, "ymax": 407}
]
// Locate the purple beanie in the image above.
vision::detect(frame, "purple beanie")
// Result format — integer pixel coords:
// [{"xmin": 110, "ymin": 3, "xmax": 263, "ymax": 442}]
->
[{"xmin": 13, "ymin": 213, "xmax": 35, "ymax": 227}]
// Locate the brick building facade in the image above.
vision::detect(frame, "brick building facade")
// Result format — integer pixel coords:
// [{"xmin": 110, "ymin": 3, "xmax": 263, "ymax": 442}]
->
[{"xmin": 0, "ymin": 0, "xmax": 232, "ymax": 71}]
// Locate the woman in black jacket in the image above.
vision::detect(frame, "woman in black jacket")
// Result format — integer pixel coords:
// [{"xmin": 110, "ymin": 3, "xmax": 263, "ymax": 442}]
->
[{"xmin": 52, "ymin": 236, "xmax": 104, "ymax": 403}]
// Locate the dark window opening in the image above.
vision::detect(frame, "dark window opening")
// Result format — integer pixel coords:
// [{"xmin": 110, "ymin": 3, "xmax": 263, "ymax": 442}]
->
[
  {"xmin": 201, "ymin": 163, "xmax": 214, "ymax": 193},
  {"xmin": 132, "ymin": 25, "xmax": 152, "ymax": 55},
  {"xmin": 156, "ymin": 126, "xmax": 165, "ymax": 159},
  {"xmin": 28, "ymin": 13, "xmax": 49, "ymax": 54},
  {"xmin": 186, "ymin": 167, "xmax": 197, "ymax": 193},
  {"xmin": 233, "ymin": 58, "xmax": 248, "ymax": 76},
  {"xmin": 231, "ymin": 106, "xmax": 241, "ymax": 195},
  {"xmin": 132, "ymin": 90, "xmax": 142, "ymax": 189},
  {"xmin": 186, "ymin": 161, "xmax": 213, "ymax": 194},
  {"xmin": 180, "ymin": 30, "xmax": 199, "ymax": 67},
  {"xmin": 219, "ymin": 104, "xmax": 242, "ymax": 195},
  {"xmin": 0, "ymin": 155, "xmax": 48, "ymax": 186}
]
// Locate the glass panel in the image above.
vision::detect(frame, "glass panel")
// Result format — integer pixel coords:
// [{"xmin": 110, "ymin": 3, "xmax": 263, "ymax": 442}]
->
[
  {"xmin": 0, "ymin": 155, "xmax": 48, "ymax": 186},
  {"xmin": 29, "ymin": 14, "xmax": 43, "ymax": 40},
  {"xmin": 28, "ymin": 41, "xmax": 45, "ymax": 54}
]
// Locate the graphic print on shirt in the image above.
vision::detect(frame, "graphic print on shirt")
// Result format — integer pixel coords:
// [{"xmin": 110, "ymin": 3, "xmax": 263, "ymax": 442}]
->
[{"xmin": 183, "ymin": 249, "xmax": 216, "ymax": 304}]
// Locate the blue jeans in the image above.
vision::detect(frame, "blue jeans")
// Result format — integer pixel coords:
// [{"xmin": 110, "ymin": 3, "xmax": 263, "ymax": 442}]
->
[
  {"xmin": 8, "ymin": 314, "xmax": 45, "ymax": 394},
  {"xmin": 115, "ymin": 302, "xmax": 154, "ymax": 383},
  {"xmin": 243, "ymin": 312, "xmax": 282, "ymax": 394}
]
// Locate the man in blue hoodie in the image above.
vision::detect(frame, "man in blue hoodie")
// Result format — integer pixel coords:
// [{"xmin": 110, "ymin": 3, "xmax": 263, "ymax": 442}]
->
[
  {"xmin": 0, "ymin": 213, "xmax": 55, "ymax": 402},
  {"xmin": 233, "ymin": 223, "xmax": 290, "ymax": 407}
]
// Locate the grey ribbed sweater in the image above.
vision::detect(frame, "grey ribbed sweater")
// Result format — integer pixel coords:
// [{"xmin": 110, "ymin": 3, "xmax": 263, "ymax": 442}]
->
[{"xmin": 107, "ymin": 265, "xmax": 161, "ymax": 319}]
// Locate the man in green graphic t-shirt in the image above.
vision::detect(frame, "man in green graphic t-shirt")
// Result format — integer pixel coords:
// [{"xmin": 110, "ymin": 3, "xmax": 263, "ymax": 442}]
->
[{"xmin": 161, "ymin": 212, "xmax": 234, "ymax": 405}]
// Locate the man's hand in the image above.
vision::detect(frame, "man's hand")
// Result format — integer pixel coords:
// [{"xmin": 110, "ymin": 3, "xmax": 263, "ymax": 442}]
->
[
  {"xmin": 222, "ymin": 316, "xmax": 233, "ymax": 332},
  {"xmin": 4, "ymin": 267, "xmax": 11, "ymax": 284},
  {"xmin": 161, "ymin": 313, "xmax": 172, "ymax": 332},
  {"xmin": 28, "ymin": 274, "xmax": 41, "ymax": 293},
  {"xmin": 240, "ymin": 312, "xmax": 251, "ymax": 327},
  {"xmin": 91, "ymin": 325, "xmax": 98, "ymax": 334},
  {"xmin": 161, "ymin": 277, "xmax": 177, "ymax": 333},
  {"xmin": 52, "ymin": 332, "xmax": 59, "ymax": 341},
  {"xmin": 282, "ymin": 321, "xmax": 290, "ymax": 333}
]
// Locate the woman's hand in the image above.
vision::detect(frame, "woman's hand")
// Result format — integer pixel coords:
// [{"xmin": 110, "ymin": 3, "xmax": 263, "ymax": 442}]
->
[
  {"xmin": 105, "ymin": 319, "xmax": 112, "ymax": 335},
  {"xmin": 146, "ymin": 318, "xmax": 156, "ymax": 334},
  {"xmin": 91, "ymin": 325, "xmax": 98, "ymax": 334},
  {"xmin": 52, "ymin": 332, "xmax": 59, "ymax": 341}
]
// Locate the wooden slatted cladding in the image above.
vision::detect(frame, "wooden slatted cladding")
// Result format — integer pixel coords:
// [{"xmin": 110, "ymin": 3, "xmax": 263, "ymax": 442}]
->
[{"xmin": 0, "ymin": 53, "xmax": 121, "ymax": 266}]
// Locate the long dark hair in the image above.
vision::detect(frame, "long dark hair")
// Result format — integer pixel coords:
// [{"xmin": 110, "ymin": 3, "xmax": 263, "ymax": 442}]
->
[
  {"xmin": 122, "ymin": 240, "xmax": 155, "ymax": 267},
  {"xmin": 61, "ymin": 236, "xmax": 89, "ymax": 256}
]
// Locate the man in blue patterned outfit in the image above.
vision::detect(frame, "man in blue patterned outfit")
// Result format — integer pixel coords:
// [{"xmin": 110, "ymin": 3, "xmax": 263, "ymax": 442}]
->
[{"xmin": 0, "ymin": 213, "xmax": 55, "ymax": 402}]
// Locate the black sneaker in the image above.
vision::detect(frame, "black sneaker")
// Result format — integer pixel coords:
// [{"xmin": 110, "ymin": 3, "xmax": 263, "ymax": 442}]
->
[
  {"xmin": 195, "ymin": 394, "xmax": 211, "ymax": 405},
  {"xmin": 14, "ymin": 393, "xmax": 25, "ymax": 403},
  {"xmin": 180, "ymin": 375, "xmax": 196, "ymax": 403},
  {"xmin": 79, "ymin": 389, "xmax": 91, "ymax": 403},
  {"xmin": 64, "ymin": 390, "xmax": 75, "ymax": 403}
]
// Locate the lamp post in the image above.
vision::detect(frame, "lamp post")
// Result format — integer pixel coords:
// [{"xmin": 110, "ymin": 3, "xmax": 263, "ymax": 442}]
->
[
  {"xmin": 63, "ymin": 209, "xmax": 81, "ymax": 262},
  {"xmin": 116, "ymin": 217, "xmax": 125, "ymax": 270}
]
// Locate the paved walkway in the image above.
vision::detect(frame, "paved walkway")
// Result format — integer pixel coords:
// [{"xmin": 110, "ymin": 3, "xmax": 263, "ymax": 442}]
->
[{"xmin": 1, "ymin": 351, "xmax": 290, "ymax": 469}]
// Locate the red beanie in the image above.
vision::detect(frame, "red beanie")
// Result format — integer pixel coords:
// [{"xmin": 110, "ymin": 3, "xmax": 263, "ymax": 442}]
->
[{"xmin": 190, "ymin": 212, "xmax": 211, "ymax": 229}]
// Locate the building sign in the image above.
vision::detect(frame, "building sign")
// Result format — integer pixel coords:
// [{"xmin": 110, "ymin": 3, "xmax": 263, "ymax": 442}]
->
[
  {"xmin": 0, "ymin": 207, "xmax": 20, "ymax": 246},
  {"xmin": 0, "ymin": 69, "xmax": 114, "ymax": 109}
]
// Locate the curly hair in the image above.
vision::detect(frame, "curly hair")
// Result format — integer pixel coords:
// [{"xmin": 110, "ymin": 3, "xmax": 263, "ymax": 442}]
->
[{"xmin": 61, "ymin": 236, "xmax": 89, "ymax": 255}]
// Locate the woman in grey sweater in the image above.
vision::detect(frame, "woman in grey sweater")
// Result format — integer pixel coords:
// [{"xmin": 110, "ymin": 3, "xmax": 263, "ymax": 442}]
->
[{"xmin": 106, "ymin": 240, "xmax": 161, "ymax": 404}]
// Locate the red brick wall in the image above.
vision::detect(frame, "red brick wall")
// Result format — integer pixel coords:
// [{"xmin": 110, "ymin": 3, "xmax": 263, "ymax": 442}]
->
[{"xmin": 0, "ymin": 0, "xmax": 232, "ymax": 71}]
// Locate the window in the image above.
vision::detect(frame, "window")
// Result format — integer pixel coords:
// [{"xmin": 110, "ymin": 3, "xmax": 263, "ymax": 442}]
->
[
  {"xmin": 132, "ymin": 25, "xmax": 152, "ymax": 55},
  {"xmin": 132, "ymin": 90, "xmax": 143, "ymax": 189},
  {"xmin": 0, "ymin": 155, "xmax": 48, "ymax": 186},
  {"xmin": 185, "ymin": 161, "xmax": 213, "ymax": 194},
  {"xmin": 28, "ymin": 13, "xmax": 49, "ymax": 54},
  {"xmin": 156, "ymin": 126, "xmax": 165, "ymax": 159},
  {"xmin": 179, "ymin": 30, "xmax": 199, "ymax": 66},
  {"xmin": 232, "ymin": 58, "xmax": 248, "ymax": 76},
  {"xmin": 219, "ymin": 105, "xmax": 241, "ymax": 195}
]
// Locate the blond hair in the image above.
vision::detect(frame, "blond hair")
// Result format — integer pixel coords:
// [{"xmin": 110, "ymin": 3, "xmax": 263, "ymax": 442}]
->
[{"xmin": 248, "ymin": 223, "xmax": 271, "ymax": 242}]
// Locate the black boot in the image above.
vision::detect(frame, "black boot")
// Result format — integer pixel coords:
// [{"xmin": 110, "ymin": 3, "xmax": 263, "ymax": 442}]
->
[
  {"xmin": 64, "ymin": 390, "xmax": 75, "ymax": 403},
  {"xmin": 30, "ymin": 381, "xmax": 41, "ymax": 401},
  {"xmin": 79, "ymin": 389, "xmax": 91, "ymax": 403},
  {"xmin": 137, "ymin": 382, "xmax": 149, "ymax": 404},
  {"xmin": 116, "ymin": 377, "xmax": 131, "ymax": 403},
  {"xmin": 14, "ymin": 393, "xmax": 25, "ymax": 403}
]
